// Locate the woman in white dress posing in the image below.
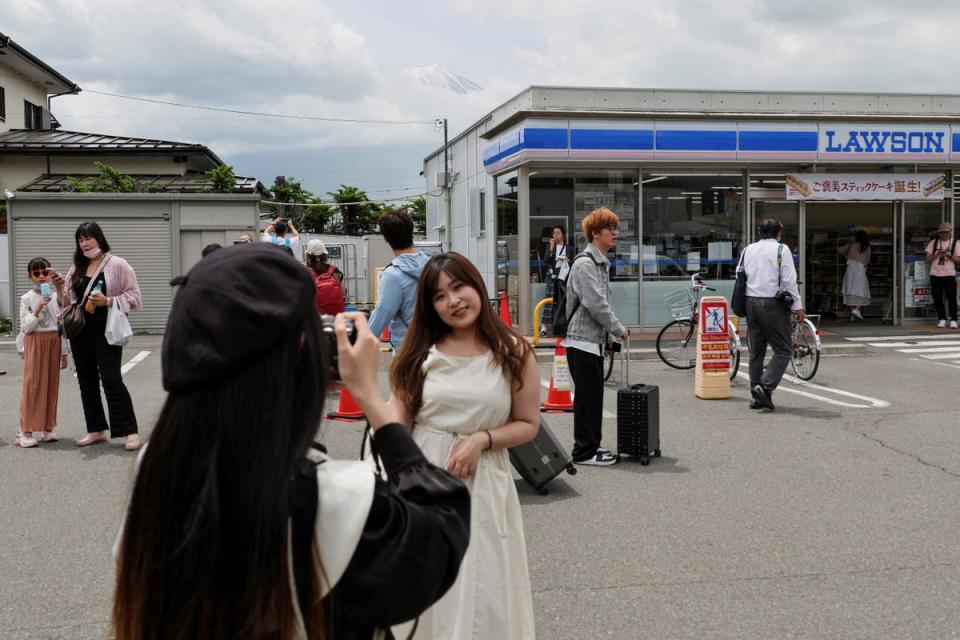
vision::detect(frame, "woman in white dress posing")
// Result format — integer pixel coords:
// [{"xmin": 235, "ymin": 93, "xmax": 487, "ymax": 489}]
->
[
  {"xmin": 839, "ymin": 229, "xmax": 872, "ymax": 321},
  {"xmin": 390, "ymin": 252, "xmax": 539, "ymax": 639}
]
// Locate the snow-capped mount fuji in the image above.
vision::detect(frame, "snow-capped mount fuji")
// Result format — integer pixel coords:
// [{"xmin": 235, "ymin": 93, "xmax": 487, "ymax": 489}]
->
[{"xmin": 403, "ymin": 64, "xmax": 483, "ymax": 94}]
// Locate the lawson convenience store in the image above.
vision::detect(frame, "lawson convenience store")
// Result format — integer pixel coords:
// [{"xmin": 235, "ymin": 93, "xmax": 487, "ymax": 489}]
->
[{"xmin": 422, "ymin": 88, "xmax": 959, "ymax": 332}]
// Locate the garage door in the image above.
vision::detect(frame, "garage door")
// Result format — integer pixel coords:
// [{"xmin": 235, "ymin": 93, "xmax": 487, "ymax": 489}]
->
[{"xmin": 12, "ymin": 218, "xmax": 173, "ymax": 332}]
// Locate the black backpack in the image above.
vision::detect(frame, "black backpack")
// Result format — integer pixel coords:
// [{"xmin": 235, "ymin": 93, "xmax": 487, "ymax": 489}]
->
[{"xmin": 551, "ymin": 253, "xmax": 601, "ymax": 338}]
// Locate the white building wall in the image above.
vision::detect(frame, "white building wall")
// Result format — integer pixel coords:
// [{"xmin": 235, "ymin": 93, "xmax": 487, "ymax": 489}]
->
[
  {"xmin": 0, "ymin": 67, "xmax": 47, "ymax": 134},
  {"xmin": 0, "ymin": 156, "xmax": 45, "ymax": 193},
  {"xmin": 50, "ymin": 156, "xmax": 187, "ymax": 175}
]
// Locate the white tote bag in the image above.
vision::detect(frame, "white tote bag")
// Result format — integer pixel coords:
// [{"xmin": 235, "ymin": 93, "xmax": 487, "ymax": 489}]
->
[{"xmin": 105, "ymin": 298, "xmax": 133, "ymax": 346}]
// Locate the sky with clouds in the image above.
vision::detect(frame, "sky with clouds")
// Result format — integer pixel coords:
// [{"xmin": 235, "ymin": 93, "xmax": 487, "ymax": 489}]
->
[{"xmin": 4, "ymin": 0, "xmax": 958, "ymax": 199}]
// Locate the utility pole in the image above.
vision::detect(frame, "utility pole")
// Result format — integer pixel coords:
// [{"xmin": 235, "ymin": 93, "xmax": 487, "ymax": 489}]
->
[
  {"xmin": 438, "ymin": 118, "xmax": 452, "ymax": 252},
  {"xmin": 274, "ymin": 175, "xmax": 287, "ymax": 219}
]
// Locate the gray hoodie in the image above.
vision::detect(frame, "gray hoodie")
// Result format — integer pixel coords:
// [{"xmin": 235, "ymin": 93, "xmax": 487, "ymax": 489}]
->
[
  {"xmin": 565, "ymin": 243, "xmax": 626, "ymax": 345},
  {"xmin": 368, "ymin": 250, "xmax": 430, "ymax": 349}
]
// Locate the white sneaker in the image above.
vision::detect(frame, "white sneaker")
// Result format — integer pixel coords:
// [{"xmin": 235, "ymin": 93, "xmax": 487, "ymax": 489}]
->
[
  {"xmin": 15, "ymin": 433, "xmax": 38, "ymax": 448},
  {"xmin": 575, "ymin": 450, "xmax": 618, "ymax": 466},
  {"xmin": 951, "ymin": 321, "xmax": 959, "ymax": 329},
  {"xmin": 938, "ymin": 320, "xmax": 947, "ymax": 328}
]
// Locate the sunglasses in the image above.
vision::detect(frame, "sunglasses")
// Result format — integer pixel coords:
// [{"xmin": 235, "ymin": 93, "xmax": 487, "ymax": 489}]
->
[{"xmin": 29, "ymin": 268, "xmax": 50, "ymax": 277}]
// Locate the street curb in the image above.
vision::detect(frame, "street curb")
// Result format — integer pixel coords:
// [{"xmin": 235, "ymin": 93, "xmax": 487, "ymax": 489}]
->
[{"xmin": 533, "ymin": 341, "xmax": 867, "ymax": 363}]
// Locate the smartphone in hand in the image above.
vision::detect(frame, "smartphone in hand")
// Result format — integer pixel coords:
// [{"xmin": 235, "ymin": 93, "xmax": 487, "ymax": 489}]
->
[{"xmin": 40, "ymin": 282, "xmax": 51, "ymax": 298}]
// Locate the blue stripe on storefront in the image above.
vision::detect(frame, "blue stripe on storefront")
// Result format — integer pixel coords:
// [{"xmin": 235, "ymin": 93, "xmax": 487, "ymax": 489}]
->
[
  {"xmin": 739, "ymin": 131, "xmax": 818, "ymax": 151},
  {"xmin": 570, "ymin": 129, "xmax": 654, "ymax": 150},
  {"xmin": 656, "ymin": 129, "xmax": 736, "ymax": 151},
  {"xmin": 522, "ymin": 128, "xmax": 568, "ymax": 149},
  {"xmin": 953, "ymin": 133, "xmax": 960, "ymax": 153}
]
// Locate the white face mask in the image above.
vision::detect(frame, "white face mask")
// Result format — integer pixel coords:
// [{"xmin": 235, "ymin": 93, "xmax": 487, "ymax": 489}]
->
[{"xmin": 82, "ymin": 245, "xmax": 102, "ymax": 259}]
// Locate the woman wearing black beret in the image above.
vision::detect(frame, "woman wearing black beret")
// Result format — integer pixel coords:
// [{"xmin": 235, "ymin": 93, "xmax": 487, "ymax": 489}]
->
[{"xmin": 112, "ymin": 243, "xmax": 470, "ymax": 640}]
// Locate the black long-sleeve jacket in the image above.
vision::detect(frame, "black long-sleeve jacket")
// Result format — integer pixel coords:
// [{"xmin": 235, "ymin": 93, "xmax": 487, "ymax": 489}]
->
[{"xmin": 314, "ymin": 423, "xmax": 471, "ymax": 639}]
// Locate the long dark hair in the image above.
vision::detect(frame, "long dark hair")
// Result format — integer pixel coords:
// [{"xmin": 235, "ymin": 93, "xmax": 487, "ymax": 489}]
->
[
  {"xmin": 113, "ymin": 309, "xmax": 329, "ymax": 640},
  {"xmin": 391, "ymin": 252, "xmax": 531, "ymax": 418},
  {"xmin": 855, "ymin": 229, "xmax": 871, "ymax": 250},
  {"xmin": 71, "ymin": 221, "xmax": 112, "ymax": 288}
]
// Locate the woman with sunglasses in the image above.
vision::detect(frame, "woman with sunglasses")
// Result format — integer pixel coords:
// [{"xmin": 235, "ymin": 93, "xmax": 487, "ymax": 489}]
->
[
  {"xmin": 16, "ymin": 258, "xmax": 69, "ymax": 447},
  {"xmin": 60, "ymin": 221, "xmax": 143, "ymax": 450}
]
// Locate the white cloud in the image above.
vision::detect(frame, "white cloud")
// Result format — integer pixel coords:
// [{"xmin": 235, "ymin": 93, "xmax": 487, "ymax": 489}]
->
[{"xmin": 5, "ymin": 0, "xmax": 960, "ymax": 194}]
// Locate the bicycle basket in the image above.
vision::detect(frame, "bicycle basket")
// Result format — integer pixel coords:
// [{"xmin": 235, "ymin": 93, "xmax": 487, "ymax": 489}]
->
[{"xmin": 664, "ymin": 288, "xmax": 695, "ymax": 321}]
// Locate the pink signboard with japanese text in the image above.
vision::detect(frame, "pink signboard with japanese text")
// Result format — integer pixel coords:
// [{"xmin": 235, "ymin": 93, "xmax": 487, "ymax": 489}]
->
[{"xmin": 786, "ymin": 173, "xmax": 944, "ymax": 201}]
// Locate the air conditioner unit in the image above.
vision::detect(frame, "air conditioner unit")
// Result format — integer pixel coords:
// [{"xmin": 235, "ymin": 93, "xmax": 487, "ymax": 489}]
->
[{"xmin": 435, "ymin": 171, "xmax": 449, "ymax": 187}]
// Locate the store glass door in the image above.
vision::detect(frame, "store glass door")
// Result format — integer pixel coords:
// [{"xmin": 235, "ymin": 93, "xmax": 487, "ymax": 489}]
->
[
  {"xmin": 805, "ymin": 202, "xmax": 895, "ymax": 323},
  {"xmin": 902, "ymin": 202, "xmax": 943, "ymax": 320}
]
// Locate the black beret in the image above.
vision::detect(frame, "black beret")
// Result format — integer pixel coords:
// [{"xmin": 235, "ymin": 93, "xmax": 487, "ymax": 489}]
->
[{"xmin": 162, "ymin": 242, "xmax": 315, "ymax": 393}]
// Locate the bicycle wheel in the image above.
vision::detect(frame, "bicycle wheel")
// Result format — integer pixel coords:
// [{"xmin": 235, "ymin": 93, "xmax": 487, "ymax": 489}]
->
[
  {"xmin": 656, "ymin": 319, "xmax": 696, "ymax": 369},
  {"xmin": 603, "ymin": 348, "xmax": 615, "ymax": 381},
  {"xmin": 790, "ymin": 318, "xmax": 820, "ymax": 380},
  {"xmin": 728, "ymin": 321, "xmax": 741, "ymax": 381}
]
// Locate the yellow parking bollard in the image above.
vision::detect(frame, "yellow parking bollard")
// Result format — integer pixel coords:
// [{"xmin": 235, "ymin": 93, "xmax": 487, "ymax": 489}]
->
[{"xmin": 532, "ymin": 297, "xmax": 553, "ymax": 346}]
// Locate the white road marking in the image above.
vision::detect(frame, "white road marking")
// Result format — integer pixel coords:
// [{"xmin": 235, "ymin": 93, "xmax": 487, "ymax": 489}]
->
[
  {"xmin": 916, "ymin": 351, "xmax": 960, "ymax": 360},
  {"xmin": 540, "ymin": 378, "xmax": 615, "ymax": 418},
  {"xmin": 0, "ymin": 341, "xmax": 16, "ymax": 345},
  {"xmin": 897, "ymin": 345, "xmax": 960, "ymax": 353},
  {"xmin": 735, "ymin": 370, "xmax": 890, "ymax": 409},
  {"xmin": 120, "ymin": 351, "xmax": 151, "ymax": 375},
  {"xmin": 910, "ymin": 358, "xmax": 960, "ymax": 371},
  {"xmin": 867, "ymin": 340, "xmax": 960, "ymax": 348},
  {"xmin": 846, "ymin": 334, "xmax": 960, "ymax": 342}
]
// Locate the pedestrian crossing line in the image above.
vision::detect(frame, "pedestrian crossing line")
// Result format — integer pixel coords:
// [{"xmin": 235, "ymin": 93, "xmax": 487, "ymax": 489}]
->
[
  {"xmin": 846, "ymin": 334, "xmax": 960, "ymax": 342},
  {"xmin": 865, "ymin": 340, "xmax": 960, "ymax": 348},
  {"xmin": 121, "ymin": 351, "xmax": 151, "ymax": 375},
  {"xmin": 898, "ymin": 346, "xmax": 960, "ymax": 353},
  {"xmin": 911, "ymin": 358, "xmax": 960, "ymax": 371},
  {"xmin": 917, "ymin": 351, "xmax": 960, "ymax": 360}
]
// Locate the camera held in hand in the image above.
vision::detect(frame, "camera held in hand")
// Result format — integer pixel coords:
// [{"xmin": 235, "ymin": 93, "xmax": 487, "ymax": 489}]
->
[
  {"xmin": 320, "ymin": 314, "xmax": 357, "ymax": 381},
  {"xmin": 938, "ymin": 251, "xmax": 949, "ymax": 266},
  {"xmin": 775, "ymin": 289, "xmax": 795, "ymax": 311}
]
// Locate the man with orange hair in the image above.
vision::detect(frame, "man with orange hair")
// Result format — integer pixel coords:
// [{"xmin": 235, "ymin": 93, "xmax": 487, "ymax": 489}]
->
[{"xmin": 564, "ymin": 207, "xmax": 629, "ymax": 466}]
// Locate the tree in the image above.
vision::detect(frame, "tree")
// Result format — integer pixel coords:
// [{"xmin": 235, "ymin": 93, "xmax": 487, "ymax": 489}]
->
[
  {"xmin": 403, "ymin": 196, "xmax": 426, "ymax": 234},
  {"xmin": 265, "ymin": 176, "xmax": 335, "ymax": 234},
  {"xmin": 68, "ymin": 161, "xmax": 138, "ymax": 192},
  {"xmin": 204, "ymin": 165, "xmax": 236, "ymax": 193},
  {"xmin": 327, "ymin": 185, "xmax": 382, "ymax": 236}
]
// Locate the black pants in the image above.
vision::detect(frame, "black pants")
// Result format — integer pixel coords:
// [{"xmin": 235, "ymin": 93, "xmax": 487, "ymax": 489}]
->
[
  {"xmin": 746, "ymin": 297, "xmax": 792, "ymax": 393},
  {"xmin": 70, "ymin": 330, "xmax": 138, "ymax": 438},
  {"xmin": 930, "ymin": 275, "xmax": 958, "ymax": 321},
  {"xmin": 567, "ymin": 346, "xmax": 604, "ymax": 461}
]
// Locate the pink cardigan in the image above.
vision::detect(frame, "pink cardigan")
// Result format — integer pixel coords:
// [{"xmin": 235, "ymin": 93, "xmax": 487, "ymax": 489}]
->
[{"xmin": 63, "ymin": 254, "xmax": 143, "ymax": 314}]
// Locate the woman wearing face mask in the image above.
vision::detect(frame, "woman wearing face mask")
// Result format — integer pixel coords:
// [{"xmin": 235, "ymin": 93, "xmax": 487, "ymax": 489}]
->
[{"xmin": 61, "ymin": 221, "xmax": 143, "ymax": 450}]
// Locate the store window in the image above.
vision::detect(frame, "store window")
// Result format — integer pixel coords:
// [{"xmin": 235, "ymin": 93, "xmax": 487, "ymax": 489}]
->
[
  {"xmin": 641, "ymin": 172, "xmax": 744, "ymax": 325},
  {"xmin": 496, "ymin": 171, "xmax": 519, "ymax": 325},
  {"xmin": 903, "ymin": 201, "xmax": 943, "ymax": 319},
  {"xmin": 529, "ymin": 170, "xmax": 639, "ymax": 327}
]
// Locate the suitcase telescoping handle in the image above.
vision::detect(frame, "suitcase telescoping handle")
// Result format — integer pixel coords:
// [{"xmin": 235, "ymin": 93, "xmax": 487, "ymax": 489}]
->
[{"xmin": 619, "ymin": 333, "xmax": 630, "ymax": 387}]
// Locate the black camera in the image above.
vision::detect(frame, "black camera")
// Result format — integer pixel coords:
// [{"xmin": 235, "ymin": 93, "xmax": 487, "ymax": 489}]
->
[
  {"xmin": 606, "ymin": 341, "xmax": 622, "ymax": 353},
  {"xmin": 938, "ymin": 252, "xmax": 948, "ymax": 266},
  {"xmin": 320, "ymin": 314, "xmax": 357, "ymax": 381},
  {"xmin": 775, "ymin": 289, "xmax": 795, "ymax": 311}
]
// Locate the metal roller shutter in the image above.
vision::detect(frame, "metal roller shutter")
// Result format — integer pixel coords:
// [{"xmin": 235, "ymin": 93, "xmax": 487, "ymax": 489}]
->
[{"xmin": 13, "ymin": 218, "xmax": 172, "ymax": 332}]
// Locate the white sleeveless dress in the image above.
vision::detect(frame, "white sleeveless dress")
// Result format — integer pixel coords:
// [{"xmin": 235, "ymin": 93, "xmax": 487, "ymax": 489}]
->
[{"xmin": 399, "ymin": 346, "xmax": 536, "ymax": 640}]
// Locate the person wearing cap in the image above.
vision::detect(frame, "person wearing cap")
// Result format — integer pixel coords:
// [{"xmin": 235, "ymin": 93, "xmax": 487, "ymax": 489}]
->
[
  {"xmin": 925, "ymin": 222, "xmax": 959, "ymax": 329},
  {"xmin": 112, "ymin": 243, "xmax": 470, "ymax": 640},
  {"xmin": 368, "ymin": 209, "xmax": 430, "ymax": 350},
  {"xmin": 305, "ymin": 238, "xmax": 346, "ymax": 315}
]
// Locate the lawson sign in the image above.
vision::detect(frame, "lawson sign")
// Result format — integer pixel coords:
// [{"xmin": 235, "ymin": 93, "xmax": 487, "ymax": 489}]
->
[{"xmin": 820, "ymin": 125, "xmax": 949, "ymax": 160}]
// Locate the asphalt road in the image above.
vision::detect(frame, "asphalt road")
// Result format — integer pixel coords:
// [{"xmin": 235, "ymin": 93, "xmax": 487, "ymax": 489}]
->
[{"xmin": 1, "ymin": 335, "xmax": 958, "ymax": 639}]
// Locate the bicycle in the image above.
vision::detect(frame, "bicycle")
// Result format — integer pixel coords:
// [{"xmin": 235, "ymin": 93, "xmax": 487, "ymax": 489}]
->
[
  {"xmin": 655, "ymin": 274, "xmax": 741, "ymax": 380},
  {"xmin": 740, "ymin": 311, "xmax": 822, "ymax": 381},
  {"xmin": 789, "ymin": 312, "xmax": 821, "ymax": 380}
]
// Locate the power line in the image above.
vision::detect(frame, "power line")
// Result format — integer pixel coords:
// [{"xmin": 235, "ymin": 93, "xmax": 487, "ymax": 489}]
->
[{"xmin": 82, "ymin": 89, "xmax": 439, "ymax": 125}]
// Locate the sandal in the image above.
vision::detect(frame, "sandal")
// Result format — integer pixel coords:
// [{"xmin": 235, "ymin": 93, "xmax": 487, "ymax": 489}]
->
[{"xmin": 76, "ymin": 431, "xmax": 108, "ymax": 447}]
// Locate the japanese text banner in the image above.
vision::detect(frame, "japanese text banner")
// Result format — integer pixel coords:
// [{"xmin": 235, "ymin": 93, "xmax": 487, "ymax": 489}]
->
[{"xmin": 785, "ymin": 174, "xmax": 945, "ymax": 201}]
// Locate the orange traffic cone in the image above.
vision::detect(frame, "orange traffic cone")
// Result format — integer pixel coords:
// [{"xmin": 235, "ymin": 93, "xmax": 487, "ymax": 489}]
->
[
  {"xmin": 499, "ymin": 291, "xmax": 512, "ymax": 326},
  {"xmin": 326, "ymin": 387, "xmax": 365, "ymax": 422},
  {"xmin": 541, "ymin": 339, "xmax": 574, "ymax": 413},
  {"xmin": 380, "ymin": 325, "xmax": 391, "ymax": 343}
]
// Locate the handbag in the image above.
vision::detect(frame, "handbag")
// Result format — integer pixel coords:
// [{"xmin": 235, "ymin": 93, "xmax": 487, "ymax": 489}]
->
[
  {"xmin": 58, "ymin": 254, "xmax": 113, "ymax": 339},
  {"xmin": 731, "ymin": 248, "xmax": 748, "ymax": 317},
  {"xmin": 105, "ymin": 297, "xmax": 133, "ymax": 346}
]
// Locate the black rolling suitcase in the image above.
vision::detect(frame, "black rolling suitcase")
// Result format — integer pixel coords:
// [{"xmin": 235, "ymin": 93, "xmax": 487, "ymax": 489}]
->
[
  {"xmin": 509, "ymin": 415, "xmax": 577, "ymax": 495},
  {"xmin": 616, "ymin": 337, "xmax": 662, "ymax": 465}
]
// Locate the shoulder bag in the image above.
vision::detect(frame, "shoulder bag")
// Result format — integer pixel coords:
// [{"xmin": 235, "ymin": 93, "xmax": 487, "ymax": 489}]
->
[{"xmin": 59, "ymin": 254, "xmax": 113, "ymax": 339}]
